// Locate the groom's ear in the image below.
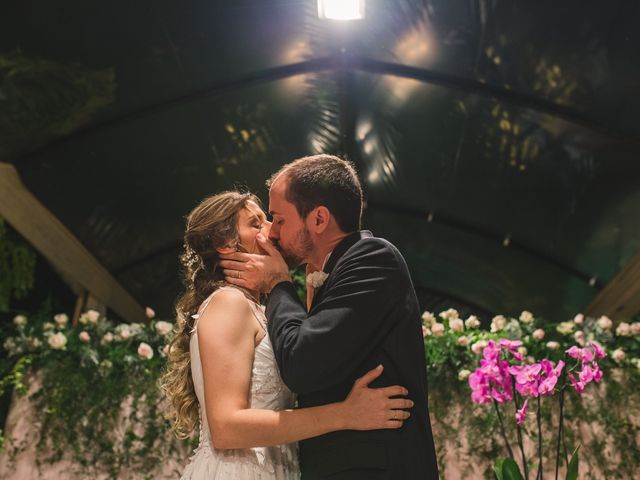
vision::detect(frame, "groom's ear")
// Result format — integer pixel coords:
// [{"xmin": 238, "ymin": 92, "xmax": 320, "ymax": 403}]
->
[
  {"xmin": 216, "ymin": 246, "xmax": 236, "ymax": 255},
  {"xmin": 309, "ymin": 206, "xmax": 330, "ymax": 234}
]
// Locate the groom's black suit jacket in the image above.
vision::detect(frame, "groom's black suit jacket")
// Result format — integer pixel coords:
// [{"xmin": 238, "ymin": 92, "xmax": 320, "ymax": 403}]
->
[{"xmin": 267, "ymin": 231, "xmax": 439, "ymax": 480}]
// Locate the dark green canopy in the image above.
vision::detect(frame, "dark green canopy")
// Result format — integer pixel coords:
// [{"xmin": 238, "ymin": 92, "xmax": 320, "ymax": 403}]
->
[{"xmin": 2, "ymin": 0, "xmax": 639, "ymax": 321}]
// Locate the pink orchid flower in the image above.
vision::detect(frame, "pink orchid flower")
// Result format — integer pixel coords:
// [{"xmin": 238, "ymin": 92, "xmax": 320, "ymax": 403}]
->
[
  {"xmin": 568, "ymin": 373, "xmax": 586, "ymax": 394},
  {"xmin": 516, "ymin": 399, "xmax": 528, "ymax": 426},
  {"xmin": 589, "ymin": 342, "xmax": 607, "ymax": 359}
]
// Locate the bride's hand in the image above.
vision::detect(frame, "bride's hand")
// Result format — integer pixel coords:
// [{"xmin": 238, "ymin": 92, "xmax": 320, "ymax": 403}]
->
[{"xmin": 339, "ymin": 365, "xmax": 412, "ymax": 430}]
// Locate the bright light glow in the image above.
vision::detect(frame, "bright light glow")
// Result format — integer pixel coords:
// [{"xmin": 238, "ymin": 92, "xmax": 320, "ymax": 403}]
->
[{"xmin": 318, "ymin": 0, "xmax": 365, "ymax": 20}]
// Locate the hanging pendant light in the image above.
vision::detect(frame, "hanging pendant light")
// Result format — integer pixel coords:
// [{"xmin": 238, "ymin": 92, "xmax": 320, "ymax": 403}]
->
[{"xmin": 318, "ymin": 0, "xmax": 365, "ymax": 20}]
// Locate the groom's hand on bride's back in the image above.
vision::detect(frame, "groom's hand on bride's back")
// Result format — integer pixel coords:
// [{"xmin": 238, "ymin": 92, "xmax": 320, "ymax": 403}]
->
[{"xmin": 220, "ymin": 233, "xmax": 292, "ymax": 293}]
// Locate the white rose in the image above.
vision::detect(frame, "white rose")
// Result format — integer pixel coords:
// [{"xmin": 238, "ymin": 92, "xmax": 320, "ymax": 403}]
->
[
  {"xmin": 13, "ymin": 315, "xmax": 27, "ymax": 327},
  {"xmin": 42, "ymin": 322, "xmax": 55, "ymax": 331},
  {"xmin": 119, "ymin": 329, "xmax": 131, "ymax": 341},
  {"xmin": 573, "ymin": 313, "xmax": 584, "ymax": 325},
  {"xmin": 519, "ymin": 311, "xmax": 534, "ymax": 324},
  {"xmin": 439, "ymin": 308, "xmax": 459, "ymax": 321},
  {"xmin": 27, "ymin": 337, "xmax": 42, "ymax": 350},
  {"xmin": 518, "ymin": 346, "xmax": 528, "ymax": 356},
  {"xmin": 99, "ymin": 359, "xmax": 113, "ymax": 370},
  {"xmin": 154, "ymin": 321, "xmax": 173, "ymax": 336},
  {"xmin": 422, "ymin": 325, "xmax": 431, "ymax": 337},
  {"xmin": 457, "ymin": 336, "xmax": 470, "ymax": 347},
  {"xmin": 574, "ymin": 330, "xmax": 586, "ymax": 346},
  {"xmin": 48, "ymin": 332, "xmax": 68, "ymax": 350},
  {"xmin": 532, "ymin": 329, "xmax": 545, "ymax": 341},
  {"xmin": 449, "ymin": 318, "xmax": 464, "ymax": 333},
  {"xmin": 458, "ymin": 369, "xmax": 471, "ymax": 381},
  {"xmin": 421, "ymin": 312, "xmax": 436, "ymax": 327},
  {"xmin": 616, "ymin": 322, "xmax": 631, "ymax": 337},
  {"xmin": 79, "ymin": 331, "xmax": 91, "ymax": 343},
  {"xmin": 597, "ymin": 316, "xmax": 613, "ymax": 330},
  {"xmin": 115, "ymin": 324, "xmax": 132, "ymax": 341},
  {"xmin": 631, "ymin": 322, "xmax": 640, "ymax": 336},
  {"xmin": 79, "ymin": 309, "xmax": 100, "ymax": 325},
  {"xmin": 145, "ymin": 307, "xmax": 156, "ymax": 319},
  {"xmin": 546, "ymin": 341, "xmax": 560, "ymax": 350},
  {"xmin": 611, "ymin": 348, "xmax": 625, "ymax": 363},
  {"xmin": 556, "ymin": 321, "xmax": 574, "ymax": 335},
  {"xmin": 471, "ymin": 340, "xmax": 488, "ymax": 355},
  {"xmin": 526, "ymin": 356, "xmax": 536, "ymax": 364},
  {"xmin": 431, "ymin": 323, "xmax": 445, "ymax": 337},
  {"xmin": 137, "ymin": 342, "xmax": 154, "ymax": 360},
  {"xmin": 465, "ymin": 316, "xmax": 480, "ymax": 329},
  {"xmin": 102, "ymin": 332, "xmax": 114, "ymax": 344},
  {"xmin": 3, "ymin": 337, "xmax": 16, "ymax": 351},
  {"xmin": 491, "ymin": 315, "xmax": 507, "ymax": 333},
  {"xmin": 54, "ymin": 313, "xmax": 69, "ymax": 328}
]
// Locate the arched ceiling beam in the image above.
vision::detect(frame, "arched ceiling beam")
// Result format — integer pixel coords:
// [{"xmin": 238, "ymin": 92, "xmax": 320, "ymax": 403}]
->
[
  {"xmin": 366, "ymin": 200, "xmax": 604, "ymax": 289},
  {"xmin": 13, "ymin": 54, "xmax": 640, "ymax": 167},
  {"xmin": 14, "ymin": 57, "xmax": 337, "ymax": 168},
  {"xmin": 352, "ymin": 56, "xmax": 640, "ymax": 146}
]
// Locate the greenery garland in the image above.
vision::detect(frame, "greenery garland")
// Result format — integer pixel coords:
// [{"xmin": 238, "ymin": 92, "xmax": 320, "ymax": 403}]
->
[
  {"xmin": 0, "ymin": 306, "xmax": 190, "ymax": 478},
  {"xmin": 1, "ymin": 299, "xmax": 639, "ymax": 478},
  {"xmin": 0, "ymin": 218, "xmax": 36, "ymax": 312}
]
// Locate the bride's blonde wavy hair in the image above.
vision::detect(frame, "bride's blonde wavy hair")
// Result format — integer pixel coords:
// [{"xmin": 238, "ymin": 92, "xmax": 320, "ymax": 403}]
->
[{"xmin": 160, "ymin": 191, "xmax": 260, "ymax": 438}]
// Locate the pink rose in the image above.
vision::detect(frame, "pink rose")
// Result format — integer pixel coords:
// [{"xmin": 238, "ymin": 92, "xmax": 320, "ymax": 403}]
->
[
  {"xmin": 79, "ymin": 331, "xmax": 90, "ymax": 343},
  {"xmin": 532, "ymin": 329, "xmax": 545, "ymax": 340},
  {"xmin": 431, "ymin": 323, "xmax": 445, "ymax": 337},
  {"xmin": 449, "ymin": 318, "xmax": 464, "ymax": 333},
  {"xmin": 137, "ymin": 342, "xmax": 154, "ymax": 360}
]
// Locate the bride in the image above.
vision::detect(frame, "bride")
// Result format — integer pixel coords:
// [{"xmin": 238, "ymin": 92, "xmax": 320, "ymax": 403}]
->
[{"xmin": 161, "ymin": 191, "xmax": 413, "ymax": 479}]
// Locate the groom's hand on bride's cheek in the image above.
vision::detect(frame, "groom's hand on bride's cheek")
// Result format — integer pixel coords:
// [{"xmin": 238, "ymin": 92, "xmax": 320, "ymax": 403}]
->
[{"xmin": 219, "ymin": 234, "xmax": 291, "ymax": 293}]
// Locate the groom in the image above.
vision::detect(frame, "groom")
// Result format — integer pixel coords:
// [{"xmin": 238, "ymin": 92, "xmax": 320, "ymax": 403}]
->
[{"xmin": 220, "ymin": 155, "xmax": 439, "ymax": 479}]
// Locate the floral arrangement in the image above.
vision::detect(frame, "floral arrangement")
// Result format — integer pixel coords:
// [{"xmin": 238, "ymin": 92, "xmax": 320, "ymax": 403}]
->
[
  {"xmin": 0, "ymin": 306, "xmax": 189, "ymax": 477},
  {"xmin": 422, "ymin": 308, "xmax": 640, "ymax": 479},
  {"xmin": 2, "ymin": 300, "xmax": 639, "ymax": 479}
]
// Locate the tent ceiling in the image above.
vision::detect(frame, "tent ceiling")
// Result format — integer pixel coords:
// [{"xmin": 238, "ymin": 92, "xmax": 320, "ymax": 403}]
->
[{"xmin": 2, "ymin": 0, "xmax": 639, "ymax": 320}]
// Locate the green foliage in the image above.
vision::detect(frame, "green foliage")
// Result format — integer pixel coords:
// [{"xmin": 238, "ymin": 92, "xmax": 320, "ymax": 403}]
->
[
  {"xmin": 290, "ymin": 267, "xmax": 307, "ymax": 304},
  {"xmin": 0, "ymin": 307, "xmax": 190, "ymax": 478},
  {"xmin": 566, "ymin": 446, "xmax": 580, "ymax": 480},
  {"xmin": 500, "ymin": 458, "xmax": 524, "ymax": 480},
  {"xmin": 0, "ymin": 51, "xmax": 116, "ymax": 159},
  {"xmin": 0, "ymin": 218, "xmax": 36, "ymax": 312}
]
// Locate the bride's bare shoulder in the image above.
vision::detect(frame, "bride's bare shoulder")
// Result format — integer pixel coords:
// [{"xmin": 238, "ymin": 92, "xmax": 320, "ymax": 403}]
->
[{"xmin": 198, "ymin": 288, "xmax": 253, "ymax": 331}]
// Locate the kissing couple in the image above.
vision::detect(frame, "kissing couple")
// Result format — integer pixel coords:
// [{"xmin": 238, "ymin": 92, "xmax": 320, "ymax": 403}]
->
[{"xmin": 162, "ymin": 154, "xmax": 439, "ymax": 479}]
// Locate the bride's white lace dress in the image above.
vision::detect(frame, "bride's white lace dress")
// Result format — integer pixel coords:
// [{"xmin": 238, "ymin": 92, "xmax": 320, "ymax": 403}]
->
[{"xmin": 180, "ymin": 287, "xmax": 299, "ymax": 479}]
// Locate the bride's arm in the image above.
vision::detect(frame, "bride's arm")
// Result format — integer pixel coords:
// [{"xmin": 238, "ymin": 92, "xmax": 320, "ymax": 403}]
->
[{"xmin": 198, "ymin": 289, "xmax": 411, "ymax": 450}]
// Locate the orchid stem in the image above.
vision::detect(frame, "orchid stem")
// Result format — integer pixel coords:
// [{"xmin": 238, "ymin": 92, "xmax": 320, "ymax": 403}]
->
[
  {"xmin": 512, "ymin": 379, "xmax": 529, "ymax": 480},
  {"xmin": 555, "ymin": 380, "xmax": 566, "ymax": 480},
  {"xmin": 493, "ymin": 398, "xmax": 515, "ymax": 460},
  {"xmin": 536, "ymin": 395, "xmax": 543, "ymax": 480}
]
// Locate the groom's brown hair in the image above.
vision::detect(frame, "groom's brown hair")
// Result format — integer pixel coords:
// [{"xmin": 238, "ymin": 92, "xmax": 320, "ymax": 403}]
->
[{"xmin": 267, "ymin": 154, "xmax": 363, "ymax": 233}]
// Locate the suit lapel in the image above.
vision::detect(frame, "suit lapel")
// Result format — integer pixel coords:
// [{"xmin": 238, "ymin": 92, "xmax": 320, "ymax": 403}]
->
[{"xmin": 309, "ymin": 230, "xmax": 372, "ymax": 310}]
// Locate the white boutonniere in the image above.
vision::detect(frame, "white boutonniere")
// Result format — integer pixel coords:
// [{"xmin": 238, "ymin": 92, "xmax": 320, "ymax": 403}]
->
[{"xmin": 306, "ymin": 271, "xmax": 329, "ymax": 289}]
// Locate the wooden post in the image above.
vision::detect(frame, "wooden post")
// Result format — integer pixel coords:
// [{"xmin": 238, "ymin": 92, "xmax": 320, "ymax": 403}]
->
[
  {"xmin": 585, "ymin": 250, "xmax": 640, "ymax": 321},
  {"xmin": 0, "ymin": 162, "xmax": 146, "ymax": 323}
]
